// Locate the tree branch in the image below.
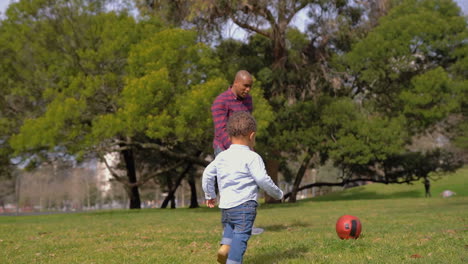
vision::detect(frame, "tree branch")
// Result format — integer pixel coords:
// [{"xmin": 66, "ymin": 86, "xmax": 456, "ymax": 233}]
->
[
  {"xmin": 101, "ymin": 140, "xmax": 210, "ymax": 167},
  {"xmin": 230, "ymin": 14, "xmax": 272, "ymax": 39},
  {"xmin": 260, "ymin": 4, "xmax": 277, "ymax": 27},
  {"xmin": 283, "ymin": 177, "xmax": 414, "ymax": 200},
  {"xmin": 135, "ymin": 142, "xmax": 210, "ymax": 167},
  {"xmin": 130, "ymin": 160, "xmax": 185, "ymax": 187},
  {"xmin": 98, "ymin": 152, "xmax": 125, "ymax": 184}
]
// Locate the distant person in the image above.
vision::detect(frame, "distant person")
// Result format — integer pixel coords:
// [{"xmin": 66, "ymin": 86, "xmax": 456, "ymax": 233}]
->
[
  {"xmin": 211, "ymin": 70, "xmax": 253, "ymax": 157},
  {"xmin": 202, "ymin": 111, "xmax": 283, "ymax": 264},
  {"xmin": 441, "ymin": 190, "xmax": 456, "ymax": 198},
  {"xmin": 424, "ymin": 177, "xmax": 431, "ymax": 197}
]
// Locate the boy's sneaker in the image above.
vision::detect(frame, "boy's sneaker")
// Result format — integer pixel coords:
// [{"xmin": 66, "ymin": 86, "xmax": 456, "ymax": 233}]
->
[
  {"xmin": 252, "ymin": 227, "xmax": 264, "ymax": 235},
  {"xmin": 217, "ymin": 244, "xmax": 230, "ymax": 264}
]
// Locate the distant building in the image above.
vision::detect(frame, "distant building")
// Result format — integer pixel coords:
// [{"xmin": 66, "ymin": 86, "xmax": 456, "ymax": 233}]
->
[{"xmin": 96, "ymin": 152, "xmax": 120, "ymax": 196}]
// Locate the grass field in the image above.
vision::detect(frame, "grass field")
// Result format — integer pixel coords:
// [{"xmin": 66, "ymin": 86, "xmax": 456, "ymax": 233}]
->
[{"xmin": 1, "ymin": 168, "xmax": 467, "ymax": 264}]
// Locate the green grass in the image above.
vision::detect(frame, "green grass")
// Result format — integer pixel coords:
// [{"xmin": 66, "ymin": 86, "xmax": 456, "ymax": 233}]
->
[{"xmin": 1, "ymin": 168, "xmax": 467, "ymax": 264}]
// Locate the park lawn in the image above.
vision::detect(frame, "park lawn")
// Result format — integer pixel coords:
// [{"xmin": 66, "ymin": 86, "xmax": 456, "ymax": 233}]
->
[{"xmin": 0, "ymin": 168, "xmax": 467, "ymax": 264}]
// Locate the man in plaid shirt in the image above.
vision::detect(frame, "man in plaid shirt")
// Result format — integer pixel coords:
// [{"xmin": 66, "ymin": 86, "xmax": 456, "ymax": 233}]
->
[{"xmin": 211, "ymin": 70, "xmax": 253, "ymax": 156}]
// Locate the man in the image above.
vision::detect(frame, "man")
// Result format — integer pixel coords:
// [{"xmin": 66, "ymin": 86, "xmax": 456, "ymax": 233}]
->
[
  {"xmin": 423, "ymin": 177, "xmax": 431, "ymax": 197},
  {"xmin": 210, "ymin": 70, "xmax": 264, "ymax": 238},
  {"xmin": 211, "ymin": 70, "xmax": 253, "ymax": 156}
]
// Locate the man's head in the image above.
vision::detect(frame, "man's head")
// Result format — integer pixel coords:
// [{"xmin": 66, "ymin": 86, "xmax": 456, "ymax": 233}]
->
[
  {"xmin": 227, "ymin": 111, "xmax": 257, "ymax": 148},
  {"xmin": 232, "ymin": 70, "xmax": 253, "ymax": 99}
]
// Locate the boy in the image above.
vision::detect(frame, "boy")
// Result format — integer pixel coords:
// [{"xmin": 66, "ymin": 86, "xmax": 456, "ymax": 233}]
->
[{"xmin": 202, "ymin": 111, "xmax": 283, "ymax": 264}]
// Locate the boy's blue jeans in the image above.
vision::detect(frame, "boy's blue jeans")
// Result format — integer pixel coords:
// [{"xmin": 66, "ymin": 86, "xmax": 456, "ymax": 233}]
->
[{"xmin": 221, "ymin": 200, "xmax": 258, "ymax": 264}]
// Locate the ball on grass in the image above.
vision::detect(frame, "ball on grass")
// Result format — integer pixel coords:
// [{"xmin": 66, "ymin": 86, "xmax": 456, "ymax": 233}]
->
[{"xmin": 336, "ymin": 215, "xmax": 362, "ymax": 239}]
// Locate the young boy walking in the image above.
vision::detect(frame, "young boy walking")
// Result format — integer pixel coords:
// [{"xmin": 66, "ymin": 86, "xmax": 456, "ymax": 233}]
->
[{"xmin": 202, "ymin": 111, "xmax": 283, "ymax": 264}]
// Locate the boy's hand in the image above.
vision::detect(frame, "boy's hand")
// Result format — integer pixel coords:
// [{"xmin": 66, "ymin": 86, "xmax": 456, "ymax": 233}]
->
[{"xmin": 206, "ymin": 199, "xmax": 216, "ymax": 208}]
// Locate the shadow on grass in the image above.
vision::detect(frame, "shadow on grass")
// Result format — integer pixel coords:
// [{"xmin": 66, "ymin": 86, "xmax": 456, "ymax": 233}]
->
[
  {"xmin": 311, "ymin": 188, "xmax": 422, "ymax": 202},
  {"xmin": 163, "ymin": 203, "xmax": 302, "ymax": 213},
  {"xmin": 257, "ymin": 201, "xmax": 303, "ymax": 210},
  {"xmin": 259, "ymin": 220, "xmax": 311, "ymax": 232},
  {"xmin": 249, "ymin": 245, "xmax": 308, "ymax": 264}
]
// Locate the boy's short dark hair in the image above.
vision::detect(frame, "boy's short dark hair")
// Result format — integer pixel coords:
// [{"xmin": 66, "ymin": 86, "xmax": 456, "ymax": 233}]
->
[{"xmin": 227, "ymin": 111, "xmax": 257, "ymax": 137}]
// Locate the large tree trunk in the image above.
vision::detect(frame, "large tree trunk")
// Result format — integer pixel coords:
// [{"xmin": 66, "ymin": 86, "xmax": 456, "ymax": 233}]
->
[
  {"xmin": 121, "ymin": 148, "xmax": 141, "ymax": 209},
  {"xmin": 289, "ymin": 153, "xmax": 312, "ymax": 203},
  {"xmin": 264, "ymin": 158, "xmax": 281, "ymax": 204},
  {"xmin": 272, "ymin": 25, "xmax": 287, "ymax": 71},
  {"xmin": 170, "ymin": 193, "xmax": 176, "ymax": 208},
  {"xmin": 161, "ymin": 176, "xmax": 177, "ymax": 209},
  {"xmin": 161, "ymin": 163, "xmax": 192, "ymax": 209},
  {"xmin": 161, "ymin": 174, "xmax": 176, "ymax": 209},
  {"xmin": 188, "ymin": 172, "xmax": 199, "ymax": 208}
]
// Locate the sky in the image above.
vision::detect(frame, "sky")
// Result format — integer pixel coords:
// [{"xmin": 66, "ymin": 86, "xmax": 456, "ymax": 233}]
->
[{"xmin": 0, "ymin": 0, "xmax": 10, "ymax": 18}]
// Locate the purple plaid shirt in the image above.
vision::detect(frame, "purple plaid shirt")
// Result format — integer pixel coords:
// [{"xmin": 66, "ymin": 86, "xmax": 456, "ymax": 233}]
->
[{"xmin": 211, "ymin": 87, "xmax": 253, "ymax": 150}]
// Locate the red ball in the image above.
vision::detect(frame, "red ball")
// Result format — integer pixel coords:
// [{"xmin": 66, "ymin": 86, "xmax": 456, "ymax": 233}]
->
[{"xmin": 336, "ymin": 215, "xmax": 362, "ymax": 239}]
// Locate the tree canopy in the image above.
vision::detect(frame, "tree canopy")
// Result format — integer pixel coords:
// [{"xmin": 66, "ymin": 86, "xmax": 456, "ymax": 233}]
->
[{"xmin": 0, "ymin": 0, "xmax": 466, "ymax": 207}]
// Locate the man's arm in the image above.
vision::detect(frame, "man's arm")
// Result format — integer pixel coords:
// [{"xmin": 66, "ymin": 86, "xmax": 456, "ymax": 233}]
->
[
  {"xmin": 248, "ymin": 154, "xmax": 283, "ymax": 200},
  {"xmin": 211, "ymin": 98, "xmax": 230, "ymax": 149}
]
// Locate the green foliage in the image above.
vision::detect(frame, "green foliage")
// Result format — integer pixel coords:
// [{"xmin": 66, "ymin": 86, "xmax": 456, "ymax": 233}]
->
[
  {"xmin": 275, "ymin": 99, "xmax": 324, "ymax": 153},
  {"xmin": 286, "ymin": 28, "xmax": 309, "ymax": 66},
  {"xmin": 449, "ymin": 26, "xmax": 468, "ymax": 151},
  {"xmin": 104, "ymin": 28, "xmax": 228, "ymax": 146},
  {"xmin": 11, "ymin": 97, "xmax": 87, "ymax": 151},
  {"xmin": 214, "ymin": 35, "xmax": 274, "ymax": 87},
  {"xmin": 173, "ymin": 78, "xmax": 228, "ymax": 142},
  {"xmin": 4, "ymin": 1, "xmax": 142, "ymax": 158},
  {"xmin": 5, "ymin": 4, "xmax": 275, "ymax": 159},
  {"xmin": 452, "ymin": 120, "xmax": 468, "ymax": 150},
  {"xmin": 400, "ymin": 67, "xmax": 462, "ymax": 129},
  {"xmin": 450, "ymin": 28, "xmax": 468, "ymax": 79},
  {"xmin": 250, "ymin": 80, "xmax": 276, "ymax": 139},
  {"xmin": 323, "ymin": 99, "xmax": 407, "ymax": 165},
  {"xmin": 1, "ymin": 0, "xmax": 466, "ymax": 207},
  {"xmin": 1, "ymin": 1, "xmax": 279, "ymax": 208},
  {"xmin": 342, "ymin": 0, "xmax": 466, "ymax": 117}
]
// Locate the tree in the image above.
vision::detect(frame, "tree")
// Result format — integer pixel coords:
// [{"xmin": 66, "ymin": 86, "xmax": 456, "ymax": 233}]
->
[
  {"xmin": 139, "ymin": 0, "xmax": 386, "ymax": 95},
  {"xmin": 283, "ymin": 0, "xmax": 467, "ymax": 200},
  {"xmin": 213, "ymin": 0, "xmax": 467, "ymax": 202},
  {"xmin": 0, "ymin": 153, "xmax": 15, "ymax": 207},
  {"xmin": 121, "ymin": 29, "xmax": 274, "ymax": 206},
  {"xmin": 4, "ymin": 0, "xmax": 154, "ymax": 208},
  {"xmin": 448, "ymin": 12, "xmax": 468, "ymax": 160},
  {"xmin": 274, "ymin": 96, "xmax": 409, "ymax": 202},
  {"xmin": 339, "ymin": 0, "xmax": 466, "ymax": 119},
  {"xmin": 3, "ymin": 0, "xmax": 465, "ymax": 207},
  {"xmin": 283, "ymin": 148, "xmax": 462, "ymax": 200},
  {"xmin": 3, "ymin": 0, "xmax": 271, "ymax": 208},
  {"xmin": 133, "ymin": 0, "xmax": 395, "ymax": 203}
]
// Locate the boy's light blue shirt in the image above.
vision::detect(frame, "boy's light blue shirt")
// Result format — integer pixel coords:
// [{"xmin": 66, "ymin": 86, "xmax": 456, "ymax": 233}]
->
[{"xmin": 202, "ymin": 144, "xmax": 283, "ymax": 209}]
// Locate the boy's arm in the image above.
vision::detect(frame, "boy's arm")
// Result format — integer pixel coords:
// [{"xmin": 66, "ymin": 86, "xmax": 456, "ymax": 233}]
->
[
  {"xmin": 206, "ymin": 198, "xmax": 216, "ymax": 208},
  {"xmin": 202, "ymin": 161, "xmax": 217, "ymax": 201},
  {"xmin": 248, "ymin": 155, "xmax": 283, "ymax": 200}
]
